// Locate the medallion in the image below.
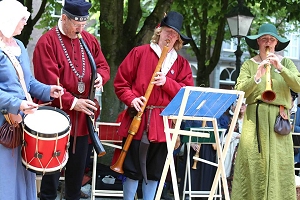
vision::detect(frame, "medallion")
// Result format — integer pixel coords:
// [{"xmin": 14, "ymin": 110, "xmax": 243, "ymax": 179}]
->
[
  {"xmin": 78, "ymin": 81, "xmax": 85, "ymax": 93},
  {"xmin": 56, "ymin": 27, "xmax": 86, "ymax": 94}
]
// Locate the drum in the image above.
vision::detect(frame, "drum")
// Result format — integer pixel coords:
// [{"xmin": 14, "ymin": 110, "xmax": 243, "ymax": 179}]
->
[{"xmin": 21, "ymin": 106, "xmax": 71, "ymax": 174}]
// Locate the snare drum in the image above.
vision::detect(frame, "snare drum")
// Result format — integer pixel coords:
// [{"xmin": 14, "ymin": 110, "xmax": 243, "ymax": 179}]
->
[{"xmin": 21, "ymin": 106, "xmax": 71, "ymax": 174}]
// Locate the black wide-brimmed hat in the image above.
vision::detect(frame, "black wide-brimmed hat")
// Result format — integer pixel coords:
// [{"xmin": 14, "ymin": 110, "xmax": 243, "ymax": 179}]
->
[
  {"xmin": 62, "ymin": 0, "xmax": 91, "ymax": 21},
  {"xmin": 160, "ymin": 11, "xmax": 191, "ymax": 45},
  {"xmin": 245, "ymin": 23, "xmax": 290, "ymax": 51}
]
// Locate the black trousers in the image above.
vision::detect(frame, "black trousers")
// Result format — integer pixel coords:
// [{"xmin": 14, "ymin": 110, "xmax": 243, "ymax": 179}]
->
[
  {"xmin": 40, "ymin": 135, "xmax": 88, "ymax": 200},
  {"xmin": 122, "ymin": 138, "xmax": 168, "ymax": 181},
  {"xmin": 295, "ymin": 162, "xmax": 300, "ymax": 176}
]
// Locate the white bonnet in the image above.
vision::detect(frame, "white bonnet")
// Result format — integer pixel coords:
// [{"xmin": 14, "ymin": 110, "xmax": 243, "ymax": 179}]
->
[{"xmin": 0, "ymin": 0, "xmax": 30, "ymax": 38}]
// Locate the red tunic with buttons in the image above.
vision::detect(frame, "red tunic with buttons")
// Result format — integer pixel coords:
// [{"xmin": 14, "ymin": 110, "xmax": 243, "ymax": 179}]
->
[
  {"xmin": 114, "ymin": 44, "xmax": 194, "ymax": 142},
  {"xmin": 33, "ymin": 27, "xmax": 110, "ymax": 137}
]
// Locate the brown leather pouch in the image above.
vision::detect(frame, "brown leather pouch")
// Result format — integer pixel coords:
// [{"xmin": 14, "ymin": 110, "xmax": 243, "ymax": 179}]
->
[
  {"xmin": 274, "ymin": 105, "xmax": 291, "ymax": 135},
  {"xmin": 127, "ymin": 107, "xmax": 138, "ymax": 118},
  {"xmin": 0, "ymin": 111, "xmax": 22, "ymax": 148},
  {"xmin": 0, "ymin": 121, "xmax": 22, "ymax": 148}
]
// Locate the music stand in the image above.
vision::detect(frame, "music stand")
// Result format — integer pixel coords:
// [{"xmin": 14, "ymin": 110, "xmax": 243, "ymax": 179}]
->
[
  {"xmin": 155, "ymin": 86, "xmax": 244, "ymax": 200},
  {"xmin": 181, "ymin": 127, "xmax": 226, "ymax": 199}
]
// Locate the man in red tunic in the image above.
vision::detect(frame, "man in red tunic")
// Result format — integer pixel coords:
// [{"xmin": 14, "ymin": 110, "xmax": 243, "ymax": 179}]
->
[
  {"xmin": 32, "ymin": 0, "xmax": 110, "ymax": 199},
  {"xmin": 114, "ymin": 11, "xmax": 194, "ymax": 200}
]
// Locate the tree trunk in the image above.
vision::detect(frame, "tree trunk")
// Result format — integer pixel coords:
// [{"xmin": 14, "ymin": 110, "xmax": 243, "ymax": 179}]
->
[{"xmin": 99, "ymin": 0, "xmax": 124, "ymax": 122}]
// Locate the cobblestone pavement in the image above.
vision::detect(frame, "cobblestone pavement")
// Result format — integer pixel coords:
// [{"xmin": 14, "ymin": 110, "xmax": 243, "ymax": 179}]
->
[
  {"xmin": 54, "ymin": 184, "xmax": 123, "ymax": 200},
  {"xmin": 54, "ymin": 183, "xmax": 176, "ymax": 200}
]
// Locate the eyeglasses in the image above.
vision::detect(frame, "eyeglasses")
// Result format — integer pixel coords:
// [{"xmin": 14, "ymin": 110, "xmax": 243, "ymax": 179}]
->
[
  {"xmin": 68, "ymin": 17, "xmax": 86, "ymax": 28},
  {"xmin": 259, "ymin": 36, "xmax": 277, "ymax": 43}
]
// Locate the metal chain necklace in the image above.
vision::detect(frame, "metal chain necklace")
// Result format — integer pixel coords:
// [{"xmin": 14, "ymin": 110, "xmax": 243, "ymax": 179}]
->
[{"xmin": 56, "ymin": 26, "xmax": 86, "ymax": 93}]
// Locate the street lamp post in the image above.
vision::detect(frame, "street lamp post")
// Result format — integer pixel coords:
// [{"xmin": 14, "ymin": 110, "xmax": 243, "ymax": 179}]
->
[
  {"xmin": 226, "ymin": 0, "xmax": 254, "ymax": 82},
  {"xmin": 235, "ymin": 37, "xmax": 243, "ymax": 81}
]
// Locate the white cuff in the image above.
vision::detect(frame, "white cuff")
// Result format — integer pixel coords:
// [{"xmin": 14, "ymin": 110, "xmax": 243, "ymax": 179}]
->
[
  {"xmin": 254, "ymin": 77, "xmax": 261, "ymax": 84},
  {"xmin": 70, "ymin": 97, "xmax": 78, "ymax": 110},
  {"xmin": 274, "ymin": 68, "xmax": 282, "ymax": 73}
]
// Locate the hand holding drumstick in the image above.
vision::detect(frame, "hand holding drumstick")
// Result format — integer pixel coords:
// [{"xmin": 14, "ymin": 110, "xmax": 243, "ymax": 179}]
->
[
  {"xmin": 22, "ymin": 102, "xmax": 52, "ymax": 113},
  {"xmin": 24, "ymin": 79, "xmax": 64, "ymax": 113},
  {"xmin": 49, "ymin": 84, "xmax": 64, "ymax": 100}
]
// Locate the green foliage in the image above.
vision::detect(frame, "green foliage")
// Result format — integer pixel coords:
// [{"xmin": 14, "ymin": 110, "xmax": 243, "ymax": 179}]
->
[
  {"xmin": 35, "ymin": 0, "xmax": 62, "ymax": 33},
  {"xmin": 86, "ymin": 0, "xmax": 100, "ymax": 39},
  {"xmin": 140, "ymin": 0, "xmax": 156, "ymax": 29},
  {"xmin": 173, "ymin": 0, "xmax": 300, "ymax": 58},
  {"xmin": 31, "ymin": 0, "xmax": 300, "ymax": 45},
  {"xmin": 89, "ymin": 0, "xmax": 100, "ymax": 13},
  {"xmin": 173, "ymin": 1, "xmax": 226, "ymax": 47},
  {"xmin": 247, "ymin": 0, "xmax": 300, "ymax": 25},
  {"xmin": 35, "ymin": 0, "xmax": 101, "ymax": 35}
]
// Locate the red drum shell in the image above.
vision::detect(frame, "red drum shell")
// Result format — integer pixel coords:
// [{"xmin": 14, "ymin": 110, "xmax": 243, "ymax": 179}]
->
[{"xmin": 21, "ymin": 106, "xmax": 71, "ymax": 174}]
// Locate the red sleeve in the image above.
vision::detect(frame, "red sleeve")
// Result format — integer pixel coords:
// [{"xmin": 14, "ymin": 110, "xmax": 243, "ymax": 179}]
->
[{"xmin": 113, "ymin": 47, "xmax": 140, "ymax": 106}]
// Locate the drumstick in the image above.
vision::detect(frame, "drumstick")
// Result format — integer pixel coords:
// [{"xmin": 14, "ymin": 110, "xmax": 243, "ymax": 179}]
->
[
  {"xmin": 23, "ymin": 102, "xmax": 52, "ymax": 111},
  {"xmin": 57, "ymin": 77, "xmax": 63, "ymax": 109}
]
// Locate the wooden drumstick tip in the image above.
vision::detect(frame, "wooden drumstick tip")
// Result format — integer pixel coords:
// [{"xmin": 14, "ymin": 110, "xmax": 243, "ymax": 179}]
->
[
  {"xmin": 192, "ymin": 150, "xmax": 200, "ymax": 170},
  {"xmin": 23, "ymin": 102, "xmax": 52, "ymax": 111},
  {"xmin": 57, "ymin": 77, "xmax": 63, "ymax": 109}
]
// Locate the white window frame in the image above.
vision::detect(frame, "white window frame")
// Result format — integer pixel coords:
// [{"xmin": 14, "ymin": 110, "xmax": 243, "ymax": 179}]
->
[
  {"xmin": 285, "ymin": 33, "xmax": 300, "ymax": 59},
  {"xmin": 222, "ymin": 38, "xmax": 236, "ymax": 52},
  {"xmin": 51, "ymin": 0, "xmax": 64, "ymax": 18}
]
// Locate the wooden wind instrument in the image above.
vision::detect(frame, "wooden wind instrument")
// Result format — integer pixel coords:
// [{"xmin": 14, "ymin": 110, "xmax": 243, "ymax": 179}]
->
[
  {"xmin": 110, "ymin": 40, "xmax": 170, "ymax": 174},
  {"xmin": 191, "ymin": 121, "xmax": 206, "ymax": 169},
  {"xmin": 192, "ymin": 144, "xmax": 201, "ymax": 169},
  {"xmin": 261, "ymin": 46, "xmax": 276, "ymax": 102}
]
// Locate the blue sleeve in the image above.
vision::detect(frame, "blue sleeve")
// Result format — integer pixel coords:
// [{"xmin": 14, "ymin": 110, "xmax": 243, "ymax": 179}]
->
[
  {"xmin": 17, "ymin": 40, "xmax": 52, "ymax": 102},
  {"xmin": 218, "ymin": 114, "xmax": 230, "ymax": 129}
]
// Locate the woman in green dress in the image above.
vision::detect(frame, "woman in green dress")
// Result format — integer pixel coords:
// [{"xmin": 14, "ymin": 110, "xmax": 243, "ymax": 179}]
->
[{"xmin": 232, "ymin": 23, "xmax": 300, "ymax": 200}]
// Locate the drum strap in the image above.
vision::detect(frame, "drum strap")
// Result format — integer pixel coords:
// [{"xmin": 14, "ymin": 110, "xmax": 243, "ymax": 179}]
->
[{"xmin": 0, "ymin": 39, "xmax": 32, "ymax": 102}]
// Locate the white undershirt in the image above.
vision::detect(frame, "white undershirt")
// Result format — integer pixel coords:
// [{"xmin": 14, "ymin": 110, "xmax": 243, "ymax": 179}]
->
[{"xmin": 150, "ymin": 42, "xmax": 178, "ymax": 75}]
